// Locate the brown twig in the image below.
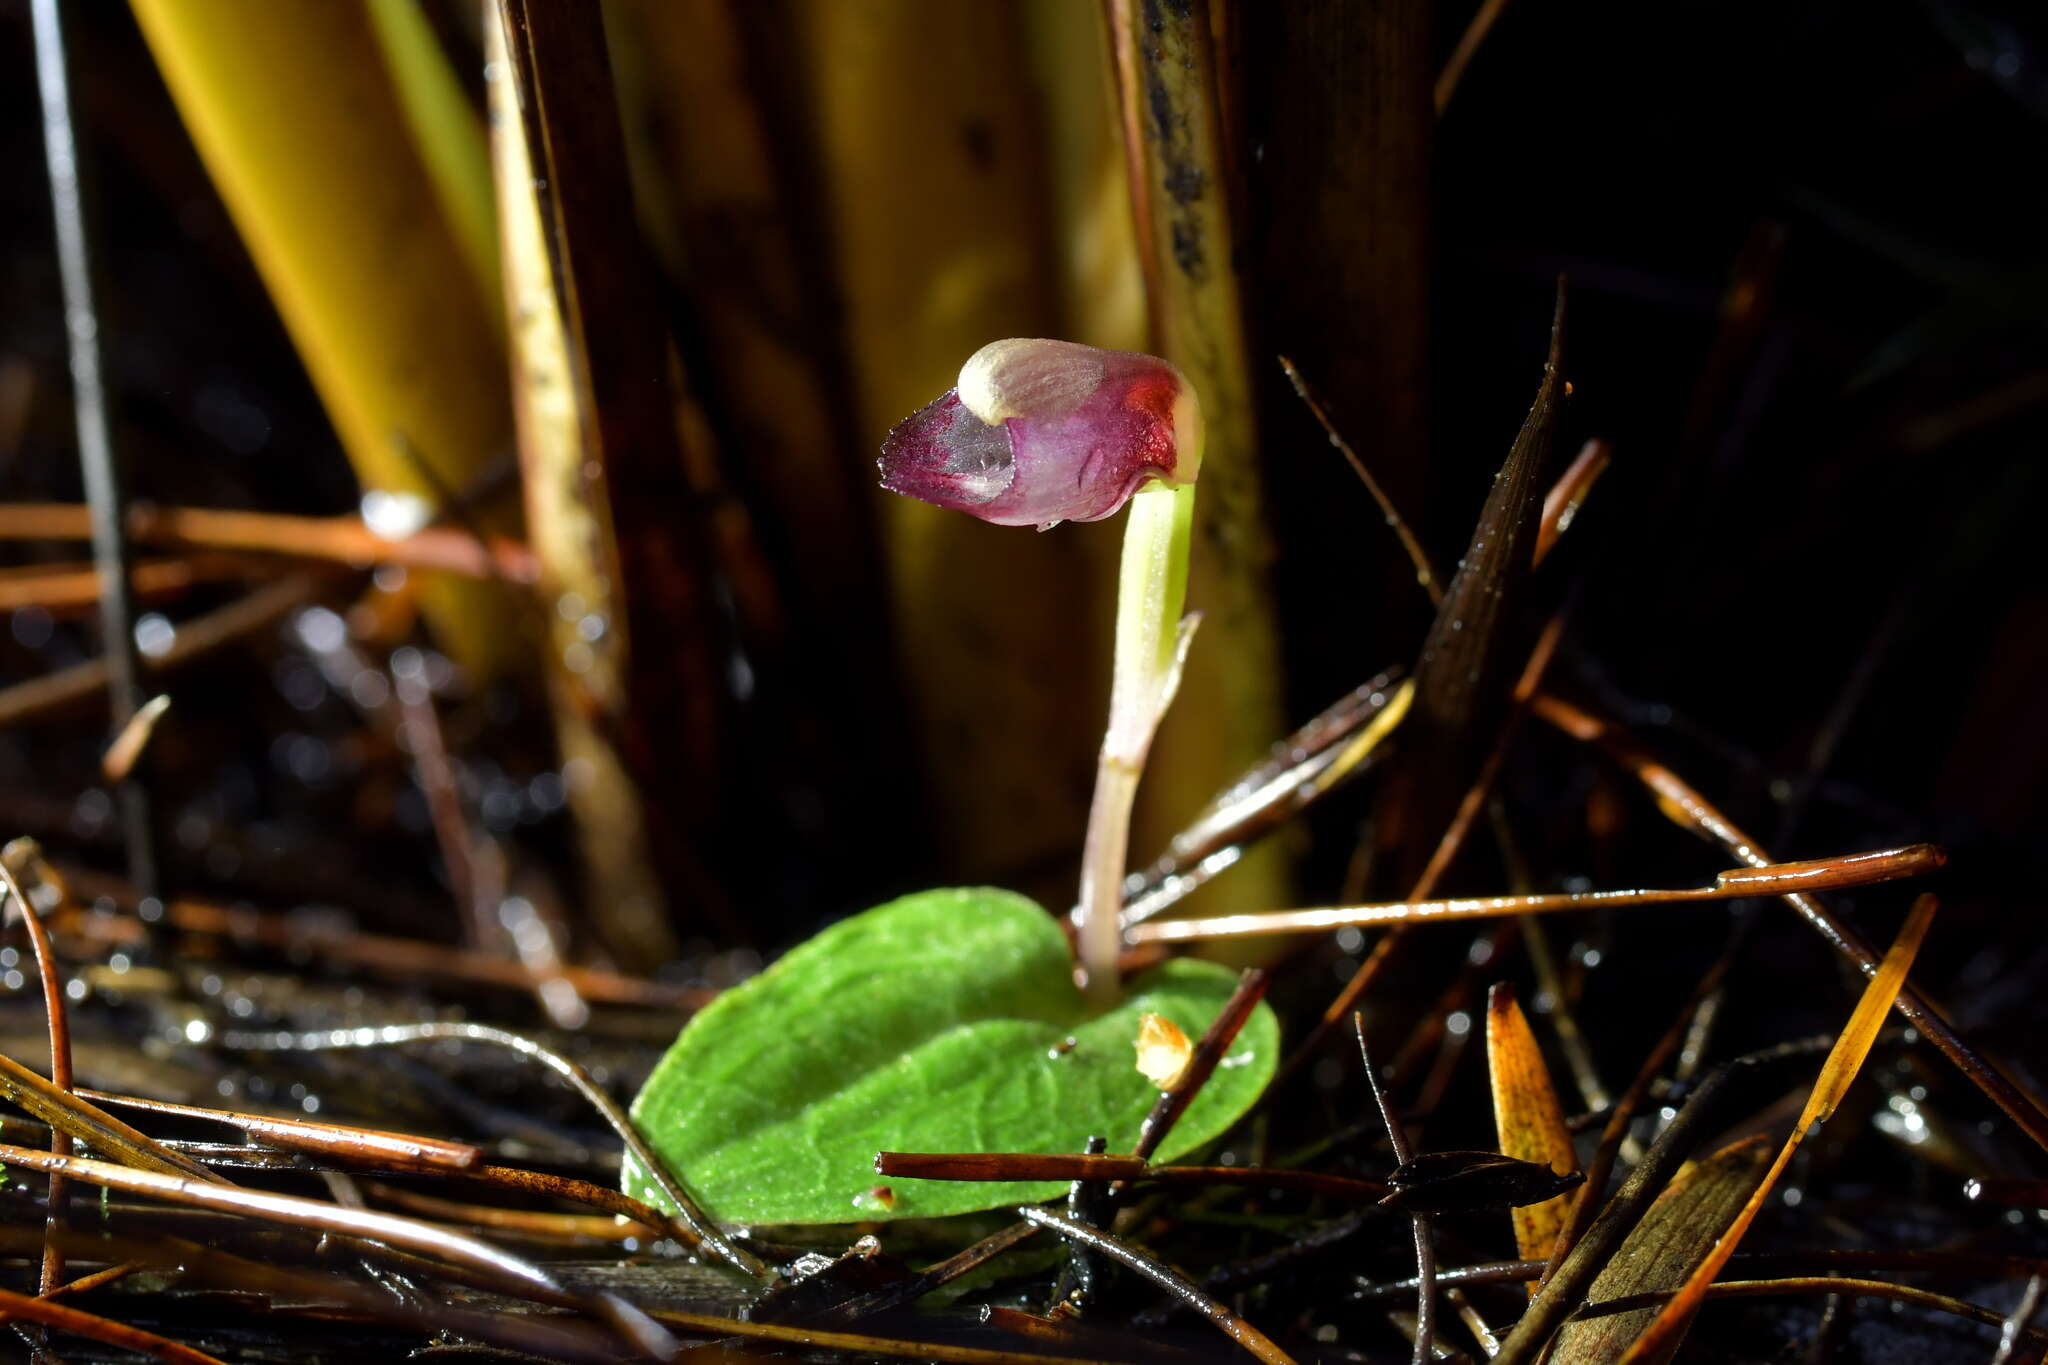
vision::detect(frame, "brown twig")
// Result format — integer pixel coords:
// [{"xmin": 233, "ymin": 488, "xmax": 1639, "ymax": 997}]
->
[
  {"xmin": 1534, "ymin": 439, "xmax": 1610, "ymax": 564},
  {"xmin": 1435, "ymin": 0, "xmax": 1518, "ymax": 111},
  {"xmin": 390, "ymin": 657, "xmax": 491, "ymax": 952},
  {"xmin": 876, "ymin": 1151, "xmax": 1388, "ymax": 1202},
  {"xmin": 0, "ymin": 502, "xmax": 538, "ymax": 581},
  {"xmin": 77, "ymin": 1089, "xmax": 481, "ymax": 1172},
  {"xmin": 57, "ymin": 868, "xmax": 706, "ymax": 1009},
  {"xmin": 0, "ymin": 555, "xmax": 255, "ymax": 615},
  {"xmin": 364, "ymin": 1183, "xmax": 654, "ymax": 1243},
  {"xmin": 0, "ymin": 573, "xmax": 323, "ymax": 730},
  {"xmin": 1279, "ymin": 356, "xmax": 1442, "ymax": 605},
  {"xmin": 459, "ymin": 1163, "xmax": 677, "ymax": 1238},
  {"xmin": 1132, "ymin": 844, "xmax": 1944, "ymax": 943}
]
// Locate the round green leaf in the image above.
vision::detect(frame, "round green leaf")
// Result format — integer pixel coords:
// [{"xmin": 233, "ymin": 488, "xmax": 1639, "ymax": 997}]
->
[{"xmin": 623, "ymin": 887, "xmax": 1278, "ymax": 1225}]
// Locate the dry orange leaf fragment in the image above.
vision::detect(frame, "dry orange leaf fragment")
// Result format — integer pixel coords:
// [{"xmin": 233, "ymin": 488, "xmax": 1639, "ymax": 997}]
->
[
  {"xmin": 1135, "ymin": 1012, "xmax": 1194, "ymax": 1090},
  {"xmin": 1486, "ymin": 982, "xmax": 1581, "ymax": 1281}
]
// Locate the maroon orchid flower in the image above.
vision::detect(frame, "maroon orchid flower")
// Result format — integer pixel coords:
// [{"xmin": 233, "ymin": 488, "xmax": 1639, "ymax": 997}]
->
[{"xmin": 878, "ymin": 339, "xmax": 1202, "ymax": 528}]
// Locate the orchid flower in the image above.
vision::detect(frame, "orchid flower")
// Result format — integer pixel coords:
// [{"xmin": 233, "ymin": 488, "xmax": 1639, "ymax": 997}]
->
[
  {"xmin": 879, "ymin": 338, "xmax": 1201, "ymax": 529},
  {"xmin": 880, "ymin": 339, "xmax": 1203, "ymax": 1004}
]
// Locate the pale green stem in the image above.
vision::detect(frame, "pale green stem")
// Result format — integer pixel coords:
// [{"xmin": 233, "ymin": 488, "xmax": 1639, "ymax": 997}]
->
[{"xmin": 1077, "ymin": 479, "xmax": 1195, "ymax": 1006}]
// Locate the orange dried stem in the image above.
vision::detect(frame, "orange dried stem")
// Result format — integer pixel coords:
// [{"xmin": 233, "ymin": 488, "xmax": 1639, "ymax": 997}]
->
[{"xmin": 1131, "ymin": 843, "xmax": 1942, "ymax": 944}]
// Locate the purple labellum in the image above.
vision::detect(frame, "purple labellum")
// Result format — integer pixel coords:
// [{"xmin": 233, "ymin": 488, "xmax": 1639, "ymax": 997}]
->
[{"xmin": 878, "ymin": 340, "xmax": 1200, "ymax": 528}]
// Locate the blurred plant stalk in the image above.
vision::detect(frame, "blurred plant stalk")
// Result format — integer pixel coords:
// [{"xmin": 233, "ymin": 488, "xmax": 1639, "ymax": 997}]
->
[
  {"xmin": 128, "ymin": 0, "xmax": 518, "ymax": 674},
  {"xmin": 772, "ymin": 0, "xmax": 1110, "ymax": 891},
  {"xmin": 487, "ymin": 2, "xmax": 738, "ymax": 967},
  {"xmin": 604, "ymin": 0, "xmax": 921, "ymax": 892}
]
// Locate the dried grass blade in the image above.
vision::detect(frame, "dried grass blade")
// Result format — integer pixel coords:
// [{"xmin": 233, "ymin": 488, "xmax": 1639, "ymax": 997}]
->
[
  {"xmin": 0, "ymin": 1050, "xmax": 224, "ymax": 1184},
  {"xmin": 77, "ymin": 1089, "xmax": 480, "ymax": 1172},
  {"xmin": 1614, "ymin": 894, "xmax": 1939, "ymax": 1363},
  {"xmin": 0, "ymin": 1141, "xmax": 599, "ymax": 1315},
  {"xmin": 1366, "ymin": 286, "xmax": 1565, "ymax": 892},
  {"xmin": 1551, "ymin": 1135, "xmax": 1771, "ymax": 1363},
  {"xmin": 1486, "ymin": 983, "xmax": 1580, "ymax": 1277}
]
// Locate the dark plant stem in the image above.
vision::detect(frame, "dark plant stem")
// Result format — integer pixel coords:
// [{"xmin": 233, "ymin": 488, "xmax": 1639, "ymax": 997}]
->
[
  {"xmin": 1358, "ymin": 1018, "xmax": 1434, "ymax": 1365},
  {"xmin": 31, "ymin": 0, "xmax": 158, "ymax": 904}
]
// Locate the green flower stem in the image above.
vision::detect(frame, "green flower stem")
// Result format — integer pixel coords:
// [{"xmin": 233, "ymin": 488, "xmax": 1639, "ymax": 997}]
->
[{"xmin": 1078, "ymin": 479, "xmax": 1196, "ymax": 1006}]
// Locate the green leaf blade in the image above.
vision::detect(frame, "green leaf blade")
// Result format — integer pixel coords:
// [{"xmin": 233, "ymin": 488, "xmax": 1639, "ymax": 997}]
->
[{"xmin": 625, "ymin": 888, "xmax": 1278, "ymax": 1225}]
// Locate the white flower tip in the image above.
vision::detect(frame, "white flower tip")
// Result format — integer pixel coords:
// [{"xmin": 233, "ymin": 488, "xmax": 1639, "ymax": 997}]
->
[{"xmin": 956, "ymin": 338, "xmax": 1106, "ymax": 425}]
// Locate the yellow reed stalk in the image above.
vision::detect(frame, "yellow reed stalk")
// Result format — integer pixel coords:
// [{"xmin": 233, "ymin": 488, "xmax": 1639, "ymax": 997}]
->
[
  {"xmin": 779, "ymin": 0, "xmax": 1104, "ymax": 890},
  {"xmin": 129, "ymin": 0, "xmax": 515, "ymax": 672},
  {"xmin": 364, "ymin": 0, "xmax": 500, "ymax": 316}
]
